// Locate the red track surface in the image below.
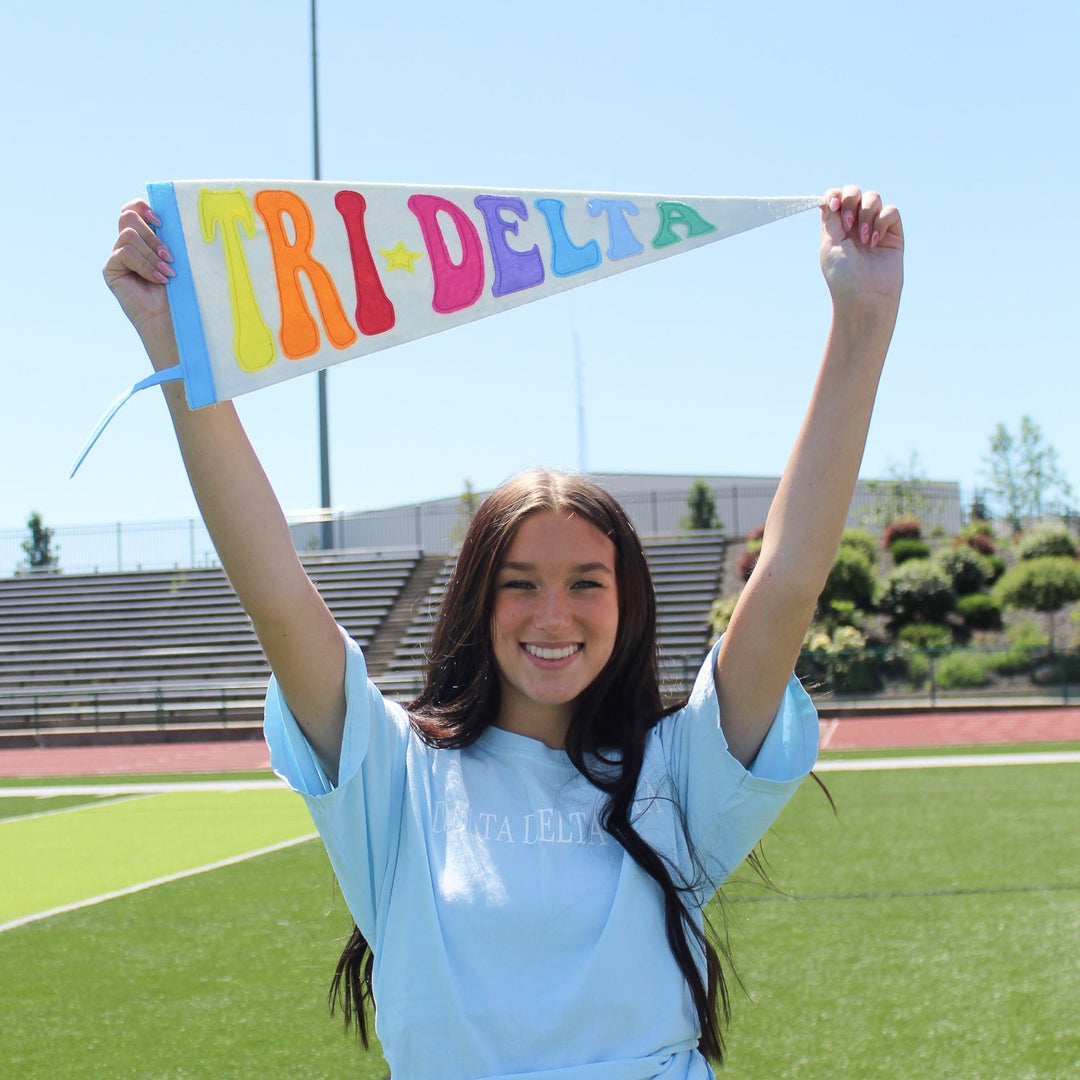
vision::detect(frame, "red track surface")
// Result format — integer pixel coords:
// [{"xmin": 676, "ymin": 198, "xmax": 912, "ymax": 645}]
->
[
  {"xmin": 1, "ymin": 706, "xmax": 1079, "ymax": 778},
  {"xmin": 820, "ymin": 706, "xmax": 1080, "ymax": 751},
  {"xmin": 0, "ymin": 738, "xmax": 271, "ymax": 779}
]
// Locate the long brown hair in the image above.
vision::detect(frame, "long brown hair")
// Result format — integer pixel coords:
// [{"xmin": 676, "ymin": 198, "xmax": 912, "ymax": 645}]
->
[{"xmin": 330, "ymin": 469, "xmax": 733, "ymax": 1061}]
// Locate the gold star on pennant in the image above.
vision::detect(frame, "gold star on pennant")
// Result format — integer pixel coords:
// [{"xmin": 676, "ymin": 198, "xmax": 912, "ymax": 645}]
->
[{"xmin": 379, "ymin": 241, "xmax": 424, "ymax": 273}]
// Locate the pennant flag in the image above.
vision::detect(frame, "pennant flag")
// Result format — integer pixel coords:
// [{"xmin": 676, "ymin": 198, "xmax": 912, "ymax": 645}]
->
[{"xmin": 74, "ymin": 181, "xmax": 820, "ymax": 473}]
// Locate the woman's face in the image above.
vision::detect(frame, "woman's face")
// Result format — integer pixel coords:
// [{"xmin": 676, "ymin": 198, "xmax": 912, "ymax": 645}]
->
[{"xmin": 491, "ymin": 510, "xmax": 619, "ymax": 747}]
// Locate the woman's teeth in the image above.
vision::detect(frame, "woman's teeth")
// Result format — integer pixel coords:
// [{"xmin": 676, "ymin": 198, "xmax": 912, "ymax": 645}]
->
[{"xmin": 525, "ymin": 644, "xmax": 580, "ymax": 660}]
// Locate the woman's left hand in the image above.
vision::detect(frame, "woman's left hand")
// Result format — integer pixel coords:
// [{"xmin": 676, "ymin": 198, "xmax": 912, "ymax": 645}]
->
[{"xmin": 819, "ymin": 185, "xmax": 903, "ymax": 315}]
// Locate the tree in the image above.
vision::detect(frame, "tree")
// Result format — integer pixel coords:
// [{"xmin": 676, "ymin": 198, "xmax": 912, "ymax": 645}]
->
[
  {"xmin": 21, "ymin": 511, "xmax": 58, "ymax": 573},
  {"xmin": 993, "ymin": 556, "xmax": 1080, "ymax": 649},
  {"xmin": 982, "ymin": 416, "xmax": 1073, "ymax": 531},
  {"xmin": 451, "ymin": 480, "xmax": 481, "ymax": 545},
  {"xmin": 862, "ymin": 452, "xmax": 939, "ymax": 527},
  {"xmin": 680, "ymin": 480, "xmax": 720, "ymax": 531}
]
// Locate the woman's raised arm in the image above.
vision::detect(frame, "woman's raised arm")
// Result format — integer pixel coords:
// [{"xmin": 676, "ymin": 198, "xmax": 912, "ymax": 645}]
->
[
  {"xmin": 716, "ymin": 185, "xmax": 904, "ymax": 766},
  {"xmin": 104, "ymin": 199, "xmax": 346, "ymax": 779}
]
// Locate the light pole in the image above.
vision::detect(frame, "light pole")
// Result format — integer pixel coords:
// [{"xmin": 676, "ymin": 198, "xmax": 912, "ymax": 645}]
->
[{"xmin": 311, "ymin": 0, "xmax": 333, "ymax": 550}]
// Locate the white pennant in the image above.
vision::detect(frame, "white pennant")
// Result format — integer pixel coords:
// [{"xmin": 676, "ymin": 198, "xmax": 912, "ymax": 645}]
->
[{"xmin": 73, "ymin": 181, "xmax": 819, "ymax": 474}]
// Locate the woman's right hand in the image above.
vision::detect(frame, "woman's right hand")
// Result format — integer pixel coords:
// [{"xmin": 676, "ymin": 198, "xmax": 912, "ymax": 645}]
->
[
  {"xmin": 103, "ymin": 198, "xmax": 177, "ymax": 354},
  {"xmin": 103, "ymin": 198, "xmax": 347, "ymax": 778}
]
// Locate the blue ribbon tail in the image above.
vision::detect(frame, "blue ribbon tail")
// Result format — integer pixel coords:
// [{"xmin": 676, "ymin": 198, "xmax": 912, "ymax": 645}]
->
[{"xmin": 69, "ymin": 365, "xmax": 184, "ymax": 478}]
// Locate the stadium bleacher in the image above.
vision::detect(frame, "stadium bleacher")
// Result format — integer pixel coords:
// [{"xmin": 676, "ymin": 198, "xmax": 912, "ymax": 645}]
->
[{"xmin": 0, "ymin": 535, "xmax": 724, "ymax": 745}]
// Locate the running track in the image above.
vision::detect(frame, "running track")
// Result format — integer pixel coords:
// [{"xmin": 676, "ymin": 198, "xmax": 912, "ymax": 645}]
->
[{"xmin": 1, "ymin": 705, "xmax": 1079, "ymax": 778}]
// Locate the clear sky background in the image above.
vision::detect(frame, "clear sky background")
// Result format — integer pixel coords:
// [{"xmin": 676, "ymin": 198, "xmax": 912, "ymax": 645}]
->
[{"xmin": 1, "ymin": 0, "xmax": 1076, "ymax": 529}]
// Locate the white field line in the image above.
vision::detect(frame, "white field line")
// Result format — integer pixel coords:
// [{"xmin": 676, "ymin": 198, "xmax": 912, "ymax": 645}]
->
[
  {"xmin": 1, "ymin": 751, "xmax": 1078, "ymax": 798},
  {"xmin": 818, "ymin": 718, "xmax": 840, "ymax": 749},
  {"xmin": 0, "ymin": 831, "xmax": 318, "ymax": 934},
  {"xmin": 0, "ymin": 779, "xmax": 285, "ymax": 797},
  {"xmin": 816, "ymin": 750, "xmax": 1080, "ymax": 771},
  {"xmin": 0, "ymin": 792, "xmax": 157, "ymax": 824}
]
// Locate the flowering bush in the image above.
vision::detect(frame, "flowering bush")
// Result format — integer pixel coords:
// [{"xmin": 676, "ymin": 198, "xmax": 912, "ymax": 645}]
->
[
  {"xmin": 801, "ymin": 626, "xmax": 882, "ymax": 694},
  {"xmin": 882, "ymin": 519, "xmax": 922, "ymax": 548}
]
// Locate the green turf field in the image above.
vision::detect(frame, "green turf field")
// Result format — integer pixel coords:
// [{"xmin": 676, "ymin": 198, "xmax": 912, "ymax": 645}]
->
[
  {"xmin": 1, "ymin": 758, "xmax": 1077, "ymax": 1079},
  {"xmin": 1, "ymin": 787, "xmax": 314, "ymax": 926}
]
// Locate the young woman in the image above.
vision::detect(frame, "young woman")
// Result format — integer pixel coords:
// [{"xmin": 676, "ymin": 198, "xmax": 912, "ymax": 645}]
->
[{"xmin": 105, "ymin": 184, "xmax": 903, "ymax": 1079}]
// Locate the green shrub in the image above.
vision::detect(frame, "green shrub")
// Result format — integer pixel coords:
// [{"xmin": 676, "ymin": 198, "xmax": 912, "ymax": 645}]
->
[
  {"xmin": 989, "ymin": 621, "xmax": 1051, "ymax": 676},
  {"xmin": 825, "ymin": 599, "xmax": 858, "ymax": 626},
  {"xmin": 1032, "ymin": 650, "xmax": 1080, "ymax": 684},
  {"xmin": 817, "ymin": 546, "xmax": 876, "ymax": 617},
  {"xmin": 956, "ymin": 592, "xmax": 1003, "ymax": 630},
  {"xmin": 840, "ymin": 528, "xmax": 878, "ymax": 566},
  {"xmin": 979, "ymin": 553, "xmax": 1008, "ymax": 585},
  {"xmin": 902, "ymin": 647, "xmax": 930, "ymax": 687},
  {"xmin": 896, "ymin": 621, "xmax": 954, "ymax": 650},
  {"xmin": 878, "ymin": 560, "xmax": 956, "ymax": 626},
  {"xmin": 1008, "ymin": 619, "xmax": 1050, "ymax": 651},
  {"xmin": 935, "ymin": 651, "xmax": 993, "ymax": 689},
  {"xmin": 988, "ymin": 648, "xmax": 1034, "ymax": 676},
  {"xmin": 1015, "ymin": 527, "xmax": 1075, "ymax": 561},
  {"xmin": 994, "ymin": 557, "xmax": 1080, "ymax": 615},
  {"xmin": 1016, "ymin": 526, "xmax": 1078, "ymax": 561},
  {"xmin": 707, "ymin": 595, "xmax": 737, "ymax": 641},
  {"xmin": 935, "ymin": 545, "xmax": 990, "ymax": 596},
  {"xmin": 889, "ymin": 537, "xmax": 931, "ymax": 564}
]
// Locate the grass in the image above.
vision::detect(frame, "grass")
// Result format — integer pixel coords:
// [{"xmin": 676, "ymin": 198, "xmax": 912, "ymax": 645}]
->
[
  {"xmin": 1, "ymin": 788, "xmax": 313, "ymax": 925},
  {"xmin": 721, "ymin": 763, "xmax": 1080, "ymax": 1078},
  {"xmin": 0, "ymin": 842, "xmax": 379, "ymax": 1080},
  {"xmin": 1, "ymin": 761, "xmax": 1078, "ymax": 1079},
  {"xmin": 819, "ymin": 739, "xmax": 1080, "ymax": 760},
  {"xmin": 0, "ymin": 770, "xmax": 275, "ymax": 788}
]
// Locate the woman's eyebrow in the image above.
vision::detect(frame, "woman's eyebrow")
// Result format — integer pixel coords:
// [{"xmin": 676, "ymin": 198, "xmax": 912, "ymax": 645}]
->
[{"xmin": 500, "ymin": 560, "xmax": 614, "ymax": 574}]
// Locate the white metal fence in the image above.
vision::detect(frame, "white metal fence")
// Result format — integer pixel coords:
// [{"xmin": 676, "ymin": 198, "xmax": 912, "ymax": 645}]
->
[{"xmin": 2, "ymin": 479, "xmax": 969, "ymax": 578}]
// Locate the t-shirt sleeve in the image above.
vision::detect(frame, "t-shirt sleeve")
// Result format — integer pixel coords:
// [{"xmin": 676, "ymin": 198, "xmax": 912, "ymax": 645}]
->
[
  {"xmin": 263, "ymin": 627, "xmax": 411, "ymax": 939},
  {"xmin": 652, "ymin": 640, "xmax": 819, "ymax": 900}
]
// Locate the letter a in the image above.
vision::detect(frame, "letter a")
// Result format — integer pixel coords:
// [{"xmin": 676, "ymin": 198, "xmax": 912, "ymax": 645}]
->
[{"xmin": 652, "ymin": 201, "xmax": 717, "ymax": 248}]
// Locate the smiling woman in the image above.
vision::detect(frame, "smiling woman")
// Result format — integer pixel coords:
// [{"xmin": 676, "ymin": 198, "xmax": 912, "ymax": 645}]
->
[
  {"xmin": 103, "ymin": 183, "xmax": 903, "ymax": 1079},
  {"xmin": 492, "ymin": 509, "xmax": 620, "ymax": 745}
]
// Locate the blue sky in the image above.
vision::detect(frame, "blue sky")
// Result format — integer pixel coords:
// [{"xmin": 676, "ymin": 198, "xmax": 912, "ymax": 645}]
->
[{"xmin": 1, "ymin": 0, "xmax": 1076, "ymax": 529}]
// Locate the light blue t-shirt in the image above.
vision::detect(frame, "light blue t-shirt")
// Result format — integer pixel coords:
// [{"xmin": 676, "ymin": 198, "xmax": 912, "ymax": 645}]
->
[{"xmin": 265, "ymin": 632, "xmax": 818, "ymax": 1080}]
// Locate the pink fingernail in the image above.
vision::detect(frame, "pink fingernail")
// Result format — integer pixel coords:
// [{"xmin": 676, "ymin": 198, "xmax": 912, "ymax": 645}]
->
[
  {"xmin": 158, "ymin": 245, "xmax": 173, "ymax": 263},
  {"xmin": 159, "ymin": 261, "xmax": 176, "ymax": 278},
  {"xmin": 829, "ymin": 196, "xmax": 841, "ymax": 212},
  {"xmin": 871, "ymin": 229, "xmax": 880, "ymax": 248},
  {"xmin": 147, "ymin": 210, "xmax": 162, "ymax": 226},
  {"xmin": 860, "ymin": 223, "xmax": 871, "ymax": 244},
  {"xmin": 153, "ymin": 270, "xmax": 168, "ymax": 284},
  {"xmin": 843, "ymin": 211, "xmax": 854, "ymax": 231}
]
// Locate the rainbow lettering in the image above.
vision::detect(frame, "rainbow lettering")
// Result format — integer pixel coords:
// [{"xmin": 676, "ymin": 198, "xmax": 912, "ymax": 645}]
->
[{"xmin": 144, "ymin": 181, "xmax": 821, "ymax": 408}]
